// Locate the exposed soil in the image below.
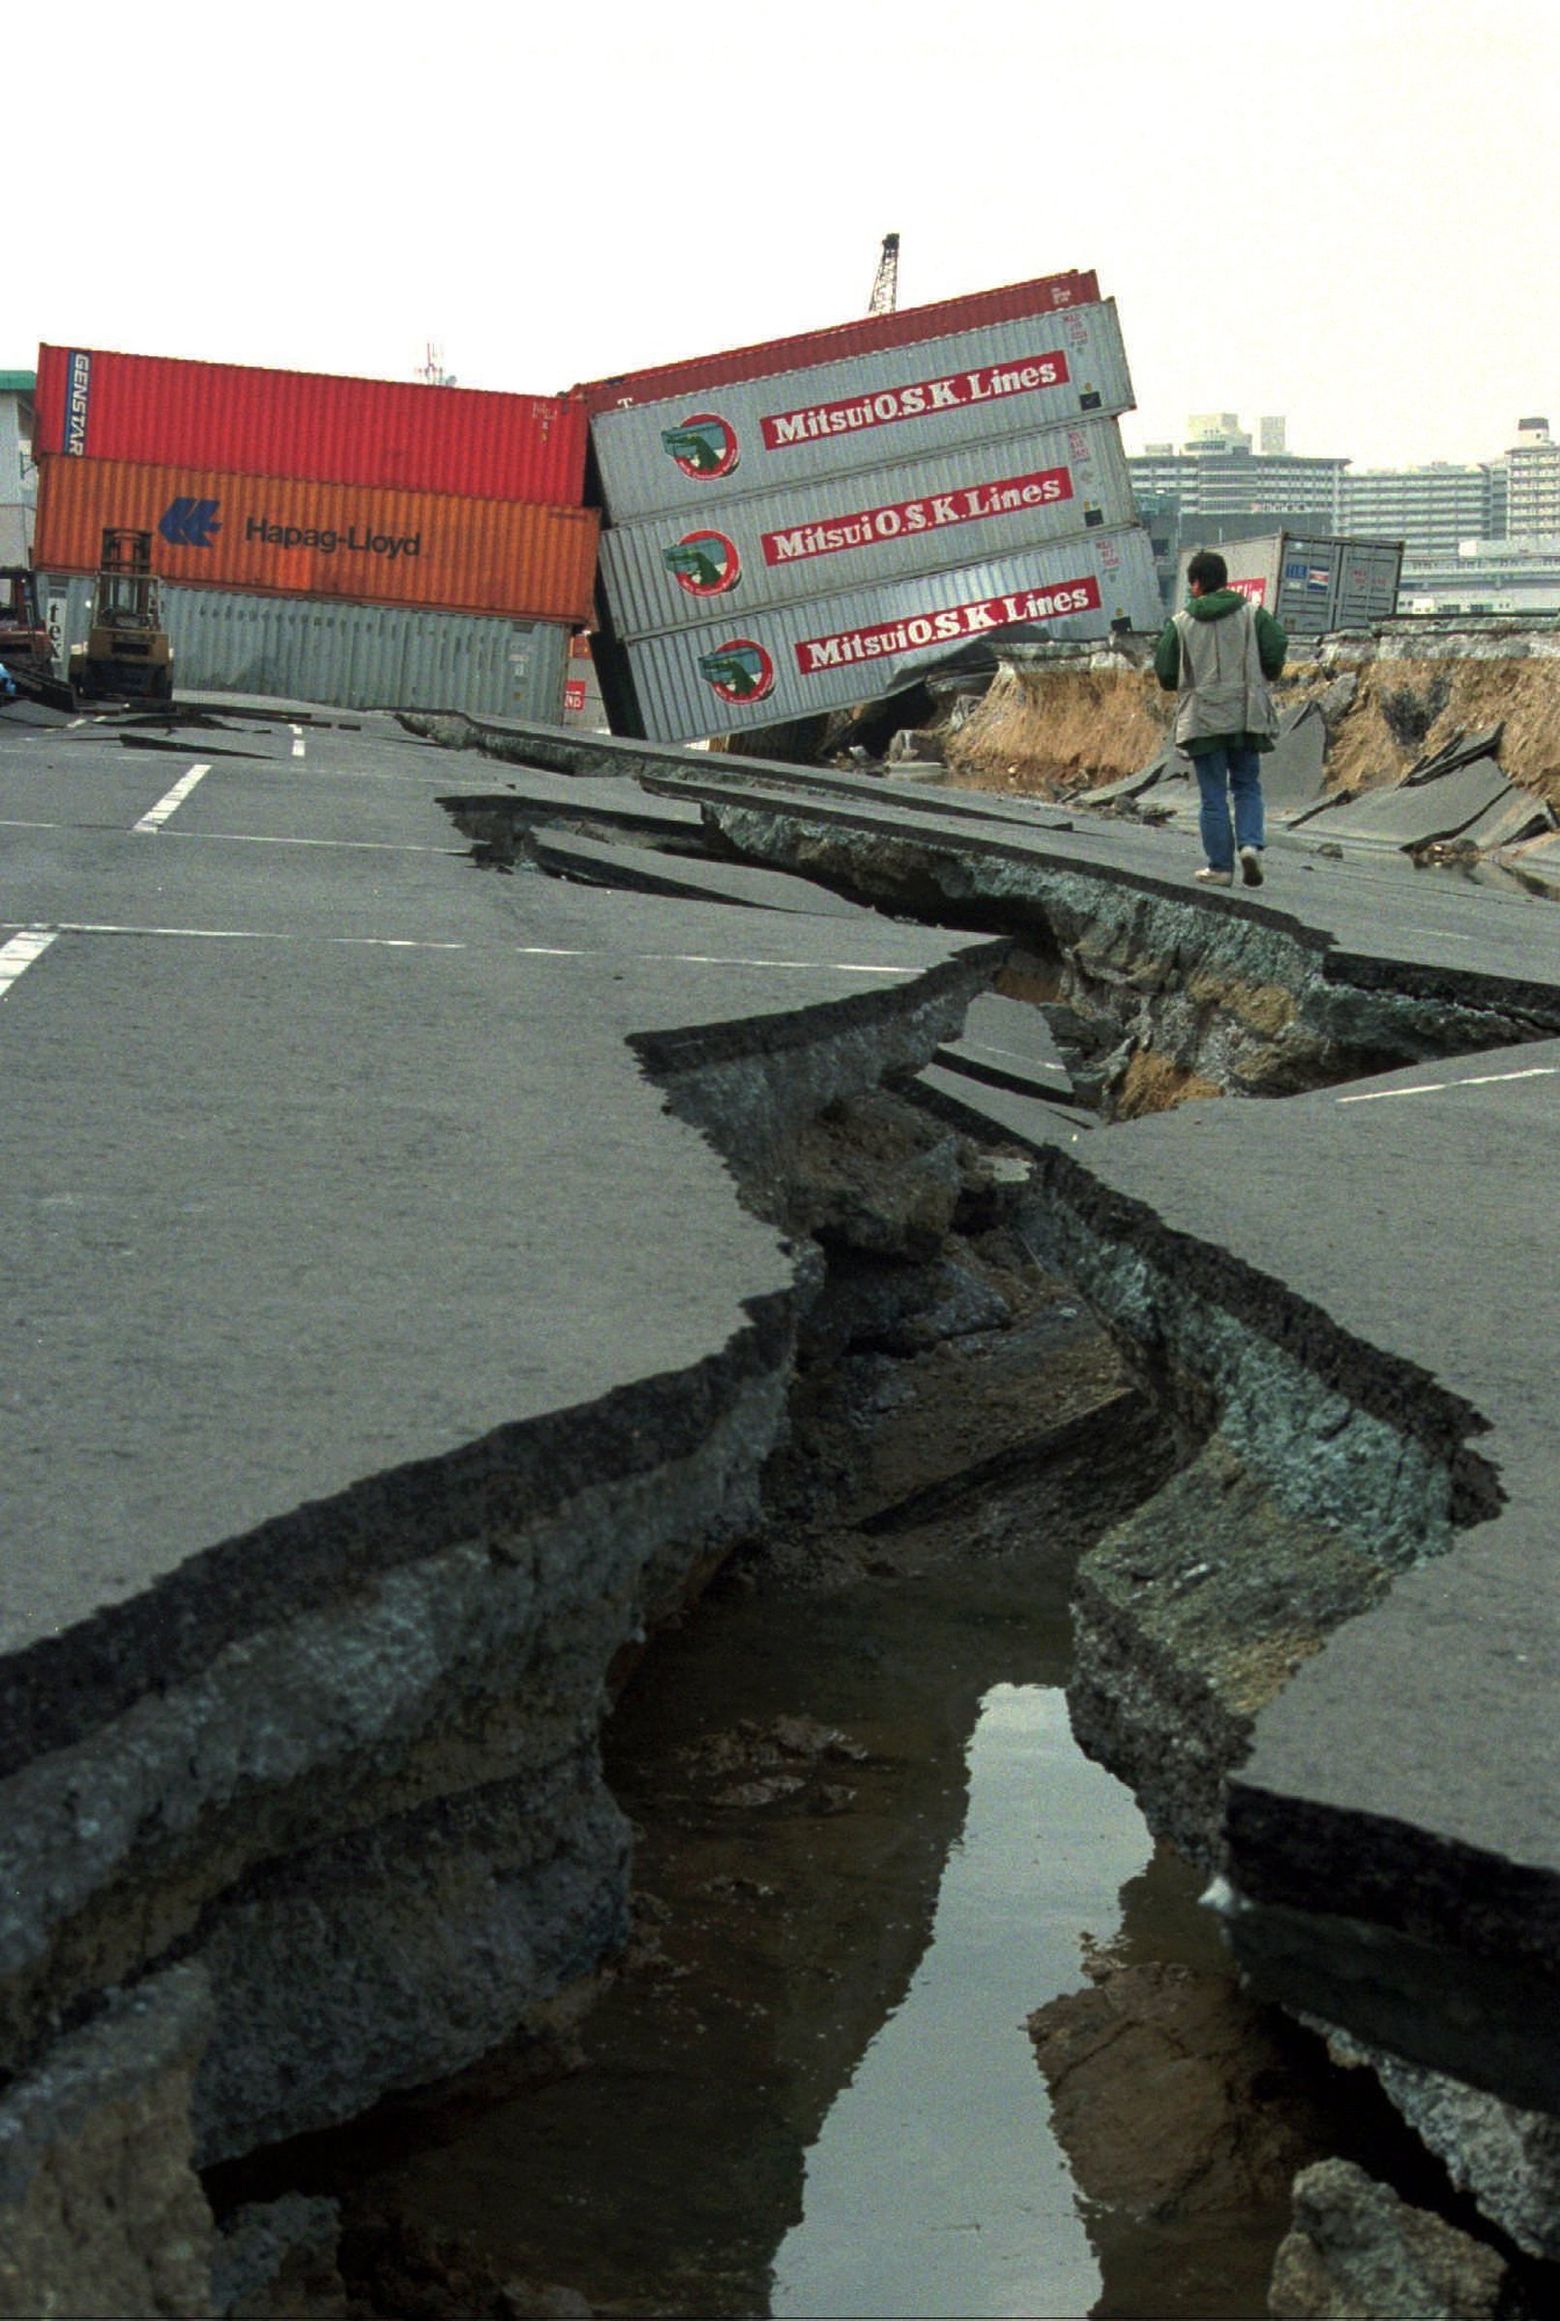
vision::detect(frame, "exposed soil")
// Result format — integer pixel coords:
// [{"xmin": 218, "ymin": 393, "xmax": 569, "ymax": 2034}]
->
[{"xmin": 937, "ymin": 645, "xmax": 1560, "ymax": 809}]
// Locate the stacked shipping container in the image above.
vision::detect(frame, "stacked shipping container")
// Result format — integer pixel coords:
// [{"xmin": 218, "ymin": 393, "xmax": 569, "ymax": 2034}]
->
[
  {"xmin": 577, "ymin": 271, "xmax": 1161, "ymax": 743},
  {"xmin": 31, "ymin": 344, "xmax": 596, "ymax": 715}
]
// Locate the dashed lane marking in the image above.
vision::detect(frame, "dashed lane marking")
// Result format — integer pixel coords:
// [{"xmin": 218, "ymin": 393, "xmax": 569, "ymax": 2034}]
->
[
  {"xmin": 0, "ymin": 928, "xmax": 59, "ymax": 998},
  {"xmin": 290, "ymin": 726, "xmax": 306, "ymax": 760},
  {"xmin": 3, "ymin": 918, "xmax": 925, "ymax": 978},
  {"xmin": 132, "ymin": 763, "xmax": 212, "ymax": 834},
  {"xmin": 1337, "ymin": 1065, "xmax": 1558, "ymax": 1105}
]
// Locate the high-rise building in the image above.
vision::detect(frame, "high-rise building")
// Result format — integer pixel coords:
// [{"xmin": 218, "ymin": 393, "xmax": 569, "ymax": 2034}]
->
[
  {"xmin": 1505, "ymin": 417, "xmax": 1560, "ymax": 537},
  {"xmin": 1128, "ymin": 418, "xmax": 1346, "ymax": 527},
  {"xmin": 1341, "ymin": 463, "xmax": 1503, "ymax": 561}
]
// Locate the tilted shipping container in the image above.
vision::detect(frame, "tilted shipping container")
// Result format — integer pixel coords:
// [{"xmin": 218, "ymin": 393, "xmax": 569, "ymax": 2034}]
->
[
  {"xmin": 35, "ymin": 344, "xmax": 589, "ymax": 506},
  {"xmin": 610, "ymin": 526, "xmax": 1162, "ymax": 744},
  {"xmin": 1174, "ymin": 530, "xmax": 1404, "ymax": 635},
  {"xmin": 37, "ymin": 573, "xmax": 571, "ymax": 720},
  {"xmin": 34, "ymin": 457, "xmax": 598, "ymax": 624},
  {"xmin": 575, "ymin": 270, "xmax": 1100, "ymax": 412},
  {"xmin": 589, "ymin": 302, "xmax": 1133, "ymax": 525},
  {"xmin": 598, "ymin": 416, "xmax": 1136, "ymax": 641}
]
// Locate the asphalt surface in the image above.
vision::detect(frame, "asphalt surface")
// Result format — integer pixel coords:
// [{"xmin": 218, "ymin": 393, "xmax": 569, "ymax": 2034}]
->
[
  {"xmin": 0, "ymin": 702, "xmax": 985, "ymax": 1659},
  {"xmin": 4, "ymin": 694, "xmax": 1555, "ymax": 2114}
]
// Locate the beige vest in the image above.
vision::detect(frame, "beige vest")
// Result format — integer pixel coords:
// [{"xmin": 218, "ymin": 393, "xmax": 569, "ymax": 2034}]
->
[{"xmin": 1172, "ymin": 600, "xmax": 1277, "ymax": 746}]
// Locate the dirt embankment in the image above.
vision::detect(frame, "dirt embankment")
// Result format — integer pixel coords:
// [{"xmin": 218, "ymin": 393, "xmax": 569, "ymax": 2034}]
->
[{"xmin": 943, "ymin": 642, "xmax": 1560, "ymax": 808}]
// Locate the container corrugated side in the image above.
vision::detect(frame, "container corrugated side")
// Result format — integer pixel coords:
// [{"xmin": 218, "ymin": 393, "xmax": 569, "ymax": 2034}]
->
[
  {"xmin": 150, "ymin": 588, "xmax": 570, "ymax": 718},
  {"xmin": 35, "ymin": 344, "xmax": 589, "ymax": 506},
  {"xmin": 1332, "ymin": 538, "xmax": 1404, "ymax": 626},
  {"xmin": 613, "ymin": 527, "xmax": 1162, "ymax": 743},
  {"xmin": 589, "ymin": 302, "xmax": 1133, "ymax": 523},
  {"xmin": 34, "ymin": 457, "xmax": 598, "ymax": 623},
  {"xmin": 38, "ymin": 573, "xmax": 570, "ymax": 717},
  {"xmin": 576, "ymin": 269, "xmax": 1099, "ymax": 413},
  {"xmin": 598, "ymin": 416, "xmax": 1135, "ymax": 640}
]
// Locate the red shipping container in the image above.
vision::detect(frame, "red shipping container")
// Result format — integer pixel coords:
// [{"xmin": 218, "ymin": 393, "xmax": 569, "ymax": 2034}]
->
[
  {"xmin": 35, "ymin": 344, "xmax": 589, "ymax": 507},
  {"xmin": 575, "ymin": 270, "xmax": 1100, "ymax": 413},
  {"xmin": 34, "ymin": 456, "xmax": 598, "ymax": 624}
]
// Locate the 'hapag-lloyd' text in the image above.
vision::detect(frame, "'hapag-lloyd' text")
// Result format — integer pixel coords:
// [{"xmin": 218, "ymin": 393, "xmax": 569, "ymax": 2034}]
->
[
  {"xmin": 794, "ymin": 576, "xmax": 1102, "ymax": 675},
  {"xmin": 761, "ymin": 353, "xmax": 1070, "ymax": 450},
  {"xmin": 763, "ymin": 465, "xmax": 1073, "ymax": 566}
]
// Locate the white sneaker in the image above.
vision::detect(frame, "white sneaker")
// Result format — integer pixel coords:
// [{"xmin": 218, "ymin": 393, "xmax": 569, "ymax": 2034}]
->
[
  {"xmin": 1239, "ymin": 846, "xmax": 1264, "ymax": 887},
  {"xmin": 1195, "ymin": 866, "xmax": 1233, "ymax": 887}
]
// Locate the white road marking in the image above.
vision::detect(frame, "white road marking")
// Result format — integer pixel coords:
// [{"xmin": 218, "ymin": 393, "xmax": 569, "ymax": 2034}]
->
[
  {"xmin": 133, "ymin": 763, "xmax": 212, "ymax": 834},
  {"xmin": 1337, "ymin": 1064, "xmax": 1558, "ymax": 1105},
  {"xmin": 11, "ymin": 917, "xmax": 925, "ymax": 978},
  {"xmin": 290, "ymin": 726, "xmax": 306, "ymax": 760},
  {"xmin": 0, "ymin": 927, "xmax": 59, "ymax": 998}
]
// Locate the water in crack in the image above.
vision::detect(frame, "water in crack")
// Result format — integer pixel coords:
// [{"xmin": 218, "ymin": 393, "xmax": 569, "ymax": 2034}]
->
[{"xmin": 771, "ymin": 1681, "xmax": 1147, "ymax": 2321}]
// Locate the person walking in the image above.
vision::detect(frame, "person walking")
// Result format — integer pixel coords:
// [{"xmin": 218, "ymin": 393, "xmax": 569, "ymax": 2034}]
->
[{"xmin": 1154, "ymin": 549, "xmax": 1287, "ymax": 887}]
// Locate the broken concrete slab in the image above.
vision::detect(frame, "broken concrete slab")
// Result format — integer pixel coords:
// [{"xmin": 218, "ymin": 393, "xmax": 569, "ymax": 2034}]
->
[
  {"xmin": 933, "ymin": 990, "xmax": 1075, "ymax": 1101},
  {"xmin": 1006, "ymin": 1038, "xmax": 1559, "ymax": 2230},
  {"xmin": 1269, "ymin": 2159, "xmax": 1514, "ymax": 2320},
  {"xmin": 2, "ymin": 708, "xmax": 1009, "ymax": 2203},
  {"xmin": 1291, "ymin": 758, "xmax": 1512, "ymax": 848},
  {"xmin": 0, "ymin": 1967, "xmax": 214, "ymax": 2321},
  {"xmin": 909, "ymin": 1061, "xmax": 1094, "ymax": 1153},
  {"xmin": 530, "ymin": 828, "xmax": 874, "ymax": 917}
]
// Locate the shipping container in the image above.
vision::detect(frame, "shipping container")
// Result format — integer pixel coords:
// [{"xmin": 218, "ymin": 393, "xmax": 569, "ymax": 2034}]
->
[
  {"xmin": 598, "ymin": 415, "xmax": 1136, "ymax": 640},
  {"xmin": 34, "ymin": 456, "xmax": 598, "ymax": 624},
  {"xmin": 1173, "ymin": 530, "xmax": 1404, "ymax": 634},
  {"xmin": 589, "ymin": 301, "xmax": 1133, "ymax": 524},
  {"xmin": 35, "ymin": 344, "xmax": 588, "ymax": 506},
  {"xmin": 576, "ymin": 269, "xmax": 1100, "ymax": 413},
  {"xmin": 610, "ymin": 526, "xmax": 1162, "ymax": 744},
  {"xmin": 38, "ymin": 572, "xmax": 571, "ymax": 719}
]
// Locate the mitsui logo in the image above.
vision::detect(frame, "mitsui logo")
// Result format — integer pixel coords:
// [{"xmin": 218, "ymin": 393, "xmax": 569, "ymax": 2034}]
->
[
  {"xmin": 663, "ymin": 529, "xmax": 741, "ymax": 597},
  {"xmin": 155, "ymin": 495, "xmax": 422, "ymax": 562},
  {"xmin": 698, "ymin": 637, "xmax": 774, "ymax": 705},
  {"xmin": 661, "ymin": 412, "xmax": 740, "ymax": 482}
]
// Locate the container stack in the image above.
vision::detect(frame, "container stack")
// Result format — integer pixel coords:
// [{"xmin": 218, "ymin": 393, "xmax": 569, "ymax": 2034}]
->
[
  {"xmin": 30, "ymin": 347, "xmax": 598, "ymax": 717},
  {"xmin": 577, "ymin": 269, "xmax": 1164, "ymax": 745}
]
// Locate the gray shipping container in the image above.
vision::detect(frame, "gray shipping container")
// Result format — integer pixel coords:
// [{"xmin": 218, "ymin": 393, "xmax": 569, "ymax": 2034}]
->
[
  {"xmin": 1173, "ymin": 532, "xmax": 1404, "ymax": 635},
  {"xmin": 598, "ymin": 414, "xmax": 1136, "ymax": 642},
  {"xmin": 591, "ymin": 301, "xmax": 1134, "ymax": 524},
  {"xmin": 620, "ymin": 525, "xmax": 1161, "ymax": 745},
  {"xmin": 38, "ymin": 576, "xmax": 570, "ymax": 720}
]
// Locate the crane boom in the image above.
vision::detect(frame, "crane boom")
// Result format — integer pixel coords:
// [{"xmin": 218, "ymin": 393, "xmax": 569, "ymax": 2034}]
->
[{"xmin": 868, "ymin": 232, "xmax": 900, "ymax": 317}]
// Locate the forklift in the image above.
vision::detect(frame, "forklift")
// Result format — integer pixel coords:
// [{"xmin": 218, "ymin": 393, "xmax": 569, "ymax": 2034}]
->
[
  {"xmin": 0, "ymin": 567, "xmax": 52, "ymax": 675},
  {"xmin": 70, "ymin": 529, "xmax": 174, "ymax": 703}
]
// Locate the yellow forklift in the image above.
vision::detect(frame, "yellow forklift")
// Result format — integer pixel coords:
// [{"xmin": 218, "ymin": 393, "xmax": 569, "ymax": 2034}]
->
[{"xmin": 70, "ymin": 529, "xmax": 174, "ymax": 703}]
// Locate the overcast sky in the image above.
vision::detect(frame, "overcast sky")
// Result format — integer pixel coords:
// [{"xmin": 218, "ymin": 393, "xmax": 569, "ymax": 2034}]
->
[{"xmin": 16, "ymin": 0, "xmax": 1556, "ymax": 470}]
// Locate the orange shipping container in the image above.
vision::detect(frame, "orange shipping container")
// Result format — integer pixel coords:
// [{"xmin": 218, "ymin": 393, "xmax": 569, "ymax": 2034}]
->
[{"xmin": 34, "ymin": 457, "xmax": 599, "ymax": 624}]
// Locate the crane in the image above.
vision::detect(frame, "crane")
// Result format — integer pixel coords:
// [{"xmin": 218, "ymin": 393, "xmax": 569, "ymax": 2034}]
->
[{"xmin": 868, "ymin": 233, "xmax": 900, "ymax": 317}]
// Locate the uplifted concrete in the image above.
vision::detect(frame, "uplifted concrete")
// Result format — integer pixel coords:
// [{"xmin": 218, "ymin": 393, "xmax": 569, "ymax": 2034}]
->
[{"xmin": 0, "ymin": 705, "xmax": 1003, "ymax": 2213}]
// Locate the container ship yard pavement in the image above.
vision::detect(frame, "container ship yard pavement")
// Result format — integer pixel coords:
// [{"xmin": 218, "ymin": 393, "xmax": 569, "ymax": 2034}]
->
[{"xmin": 0, "ymin": 694, "xmax": 1557, "ymax": 2320}]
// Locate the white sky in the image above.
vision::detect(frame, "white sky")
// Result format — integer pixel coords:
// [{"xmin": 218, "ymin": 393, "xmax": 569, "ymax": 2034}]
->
[{"xmin": 16, "ymin": 0, "xmax": 1558, "ymax": 470}]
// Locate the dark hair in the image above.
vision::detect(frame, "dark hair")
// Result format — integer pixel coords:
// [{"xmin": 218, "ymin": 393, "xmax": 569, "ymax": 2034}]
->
[{"xmin": 1187, "ymin": 549, "xmax": 1228, "ymax": 591}]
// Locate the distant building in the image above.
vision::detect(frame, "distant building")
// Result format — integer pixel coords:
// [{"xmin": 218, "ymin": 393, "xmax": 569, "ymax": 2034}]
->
[
  {"xmin": 1341, "ymin": 462, "xmax": 1505, "ymax": 563},
  {"xmin": 0, "ymin": 371, "xmax": 37, "ymax": 566},
  {"xmin": 1398, "ymin": 535, "xmax": 1560, "ymax": 615},
  {"xmin": 1504, "ymin": 417, "xmax": 1560, "ymax": 537}
]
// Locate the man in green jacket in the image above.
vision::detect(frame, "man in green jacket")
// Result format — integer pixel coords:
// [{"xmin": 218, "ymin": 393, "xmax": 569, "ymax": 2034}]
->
[{"xmin": 1154, "ymin": 549, "xmax": 1288, "ymax": 887}]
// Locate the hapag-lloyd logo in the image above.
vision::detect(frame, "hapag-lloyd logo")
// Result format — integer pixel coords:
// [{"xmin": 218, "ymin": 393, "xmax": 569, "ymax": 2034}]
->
[
  {"xmin": 794, "ymin": 575, "xmax": 1102, "ymax": 676},
  {"xmin": 761, "ymin": 351, "xmax": 1071, "ymax": 449},
  {"xmin": 65, "ymin": 352, "xmax": 93, "ymax": 456},
  {"xmin": 763, "ymin": 463, "xmax": 1075, "ymax": 567}
]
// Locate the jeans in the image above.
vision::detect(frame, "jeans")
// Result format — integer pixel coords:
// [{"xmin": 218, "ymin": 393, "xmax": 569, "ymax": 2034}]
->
[{"xmin": 1194, "ymin": 745, "xmax": 1264, "ymax": 871}]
